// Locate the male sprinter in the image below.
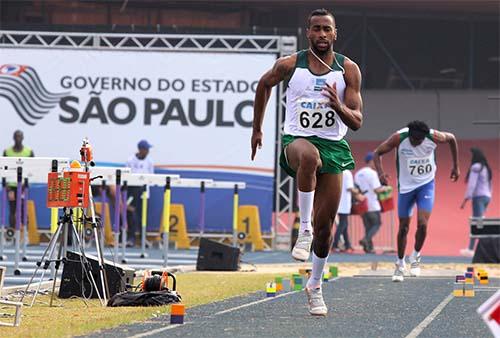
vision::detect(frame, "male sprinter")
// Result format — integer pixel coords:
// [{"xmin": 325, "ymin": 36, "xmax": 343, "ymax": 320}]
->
[
  {"xmin": 373, "ymin": 121, "xmax": 459, "ymax": 282},
  {"xmin": 251, "ymin": 8, "xmax": 363, "ymax": 315}
]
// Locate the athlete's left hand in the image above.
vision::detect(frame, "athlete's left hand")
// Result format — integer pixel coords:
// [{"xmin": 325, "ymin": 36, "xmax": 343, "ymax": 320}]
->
[
  {"xmin": 322, "ymin": 82, "xmax": 342, "ymax": 112},
  {"xmin": 450, "ymin": 167, "xmax": 460, "ymax": 182},
  {"xmin": 251, "ymin": 130, "xmax": 263, "ymax": 161}
]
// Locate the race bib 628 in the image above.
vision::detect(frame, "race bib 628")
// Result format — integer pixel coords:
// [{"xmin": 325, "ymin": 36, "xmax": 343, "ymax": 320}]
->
[{"xmin": 297, "ymin": 99, "xmax": 335, "ymax": 130}]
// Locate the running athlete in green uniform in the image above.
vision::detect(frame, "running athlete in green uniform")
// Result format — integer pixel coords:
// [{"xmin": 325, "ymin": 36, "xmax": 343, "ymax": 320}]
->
[
  {"xmin": 251, "ymin": 8, "xmax": 363, "ymax": 315},
  {"xmin": 373, "ymin": 121, "xmax": 459, "ymax": 282}
]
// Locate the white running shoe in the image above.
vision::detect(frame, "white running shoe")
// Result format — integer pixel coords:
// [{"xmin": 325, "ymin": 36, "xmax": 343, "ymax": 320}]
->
[
  {"xmin": 409, "ymin": 255, "xmax": 421, "ymax": 277},
  {"xmin": 292, "ymin": 231, "xmax": 313, "ymax": 262},
  {"xmin": 305, "ymin": 287, "xmax": 328, "ymax": 316},
  {"xmin": 392, "ymin": 264, "xmax": 405, "ymax": 282}
]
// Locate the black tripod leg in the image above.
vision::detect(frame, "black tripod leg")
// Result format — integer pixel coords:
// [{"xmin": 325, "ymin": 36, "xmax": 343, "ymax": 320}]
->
[
  {"xmin": 49, "ymin": 218, "xmax": 67, "ymax": 307},
  {"xmin": 94, "ymin": 223, "xmax": 110, "ymax": 301},
  {"xmin": 88, "ymin": 187, "xmax": 110, "ymax": 303}
]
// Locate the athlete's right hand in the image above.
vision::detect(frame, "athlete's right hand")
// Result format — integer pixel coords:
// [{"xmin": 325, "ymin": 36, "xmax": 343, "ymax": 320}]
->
[
  {"xmin": 251, "ymin": 130, "xmax": 263, "ymax": 160},
  {"xmin": 378, "ymin": 172, "xmax": 389, "ymax": 185}
]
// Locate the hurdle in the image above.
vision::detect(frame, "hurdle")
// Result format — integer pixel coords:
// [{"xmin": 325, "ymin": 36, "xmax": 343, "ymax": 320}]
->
[
  {"xmin": 198, "ymin": 181, "xmax": 206, "ymax": 238},
  {"xmin": 0, "ymin": 157, "xmax": 70, "ymax": 275},
  {"xmin": 21, "ymin": 177, "xmax": 29, "ymax": 262},
  {"xmin": 141, "ymin": 184, "xmax": 148, "ymax": 257},
  {"xmin": 163, "ymin": 177, "xmax": 171, "ymax": 266},
  {"xmin": 90, "ymin": 166, "xmax": 132, "ymax": 253},
  {"xmin": 0, "ymin": 300, "xmax": 22, "ymax": 327},
  {"xmin": 120, "ymin": 181, "xmax": 128, "ymax": 263},
  {"xmin": 205, "ymin": 181, "xmax": 246, "ymax": 248},
  {"xmin": 0, "ymin": 177, "xmax": 7, "ymax": 261},
  {"xmin": 99, "ymin": 180, "xmax": 107, "ymax": 247},
  {"xmin": 165, "ymin": 178, "xmax": 215, "ymax": 266},
  {"xmin": 91, "ymin": 169, "xmax": 181, "ymax": 261},
  {"xmin": 113, "ymin": 169, "xmax": 122, "ymax": 261},
  {"xmin": 164, "ymin": 178, "xmax": 246, "ymax": 267},
  {"xmin": 119, "ymin": 172, "xmax": 180, "ymax": 260}
]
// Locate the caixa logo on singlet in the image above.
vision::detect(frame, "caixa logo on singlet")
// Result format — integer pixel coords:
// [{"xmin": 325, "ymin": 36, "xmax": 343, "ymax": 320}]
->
[{"xmin": 0, "ymin": 64, "xmax": 68, "ymax": 125}]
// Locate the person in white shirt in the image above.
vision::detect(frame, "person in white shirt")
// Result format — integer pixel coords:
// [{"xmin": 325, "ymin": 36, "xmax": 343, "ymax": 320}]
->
[
  {"xmin": 125, "ymin": 140, "xmax": 154, "ymax": 246},
  {"xmin": 354, "ymin": 152, "xmax": 388, "ymax": 253},
  {"xmin": 332, "ymin": 170, "xmax": 363, "ymax": 253},
  {"xmin": 126, "ymin": 140, "xmax": 155, "ymax": 174}
]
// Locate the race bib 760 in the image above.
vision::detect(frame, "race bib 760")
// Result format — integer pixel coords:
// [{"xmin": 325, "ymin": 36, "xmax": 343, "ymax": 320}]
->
[{"xmin": 407, "ymin": 157, "xmax": 433, "ymax": 176}]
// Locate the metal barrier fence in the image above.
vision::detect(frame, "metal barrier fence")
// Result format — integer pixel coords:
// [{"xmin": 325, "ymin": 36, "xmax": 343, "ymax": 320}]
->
[{"xmin": 347, "ymin": 210, "xmax": 396, "ymax": 253}]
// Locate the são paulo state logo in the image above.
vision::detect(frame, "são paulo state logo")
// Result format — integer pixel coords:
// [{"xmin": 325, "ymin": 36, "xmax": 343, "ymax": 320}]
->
[{"xmin": 0, "ymin": 64, "xmax": 68, "ymax": 125}]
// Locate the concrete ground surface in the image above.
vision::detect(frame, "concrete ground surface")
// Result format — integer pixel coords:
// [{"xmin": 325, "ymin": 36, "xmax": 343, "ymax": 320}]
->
[{"xmin": 82, "ymin": 276, "xmax": 499, "ymax": 338}]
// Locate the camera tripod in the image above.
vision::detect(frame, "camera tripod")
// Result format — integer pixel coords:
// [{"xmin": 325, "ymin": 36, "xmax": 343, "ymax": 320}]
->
[
  {"xmin": 20, "ymin": 138, "xmax": 110, "ymax": 307},
  {"xmin": 20, "ymin": 195, "xmax": 109, "ymax": 306}
]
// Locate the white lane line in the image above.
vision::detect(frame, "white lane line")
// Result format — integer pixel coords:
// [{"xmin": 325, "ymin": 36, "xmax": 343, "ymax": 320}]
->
[
  {"xmin": 405, "ymin": 293, "xmax": 454, "ymax": 338},
  {"xmin": 129, "ymin": 277, "xmax": 340, "ymax": 337},
  {"xmin": 128, "ymin": 324, "xmax": 179, "ymax": 338},
  {"xmin": 353, "ymin": 276, "xmax": 452, "ymax": 279},
  {"xmin": 475, "ymin": 289, "xmax": 499, "ymax": 292},
  {"xmin": 474, "ymin": 286, "xmax": 500, "ymax": 290},
  {"xmin": 213, "ymin": 290, "xmax": 299, "ymax": 316},
  {"xmin": 213, "ymin": 277, "xmax": 340, "ymax": 316}
]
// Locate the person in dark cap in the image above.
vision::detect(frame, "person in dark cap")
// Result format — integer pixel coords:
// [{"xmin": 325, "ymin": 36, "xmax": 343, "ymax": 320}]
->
[
  {"xmin": 354, "ymin": 151, "xmax": 389, "ymax": 253},
  {"xmin": 125, "ymin": 140, "xmax": 154, "ymax": 246}
]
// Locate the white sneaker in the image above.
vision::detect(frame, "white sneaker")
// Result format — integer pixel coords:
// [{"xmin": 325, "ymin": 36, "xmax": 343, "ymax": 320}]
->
[
  {"xmin": 392, "ymin": 264, "xmax": 405, "ymax": 282},
  {"xmin": 409, "ymin": 255, "xmax": 421, "ymax": 277},
  {"xmin": 305, "ymin": 287, "xmax": 328, "ymax": 316},
  {"xmin": 292, "ymin": 231, "xmax": 313, "ymax": 262},
  {"xmin": 459, "ymin": 248, "xmax": 474, "ymax": 257}
]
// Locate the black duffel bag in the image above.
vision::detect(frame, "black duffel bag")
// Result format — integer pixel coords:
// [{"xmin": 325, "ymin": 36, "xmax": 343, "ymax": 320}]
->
[{"xmin": 107, "ymin": 289, "xmax": 181, "ymax": 307}]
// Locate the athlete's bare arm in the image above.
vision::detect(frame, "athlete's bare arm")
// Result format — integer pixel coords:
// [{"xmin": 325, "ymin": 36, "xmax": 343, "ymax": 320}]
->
[
  {"xmin": 374, "ymin": 133, "xmax": 400, "ymax": 185},
  {"xmin": 321, "ymin": 58, "xmax": 363, "ymax": 131},
  {"xmin": 433, "ymin": 130, "xmax": 460, "ymax": 182},
  {"xmin": 251, "ymin": 55, "xmax": 296, "ymax": 160}
]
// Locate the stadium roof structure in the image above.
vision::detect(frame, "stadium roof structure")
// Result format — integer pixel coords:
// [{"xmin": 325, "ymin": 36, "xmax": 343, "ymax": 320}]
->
[{"xmin": 136, "ymin": 0, "xmax": 499, "ymax": 16}]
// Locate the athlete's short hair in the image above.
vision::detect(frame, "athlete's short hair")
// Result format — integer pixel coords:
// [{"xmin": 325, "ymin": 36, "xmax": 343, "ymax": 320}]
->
[
  {"xmin": 307, "ymin": 8, "xmax": 335, "ymax": 27},
  {"xmin": 407, "ymin": 120, "xmax": 430, "ymax": 140}
]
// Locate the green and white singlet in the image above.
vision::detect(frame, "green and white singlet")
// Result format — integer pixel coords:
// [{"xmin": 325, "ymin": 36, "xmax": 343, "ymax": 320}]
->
[
  {"xmin": 396, "ymin": 127, "xmax": 437, "ymax": 193},
  {"xmin": 284, "ymin": 50, "xmax": 348, "ymax": 141}
]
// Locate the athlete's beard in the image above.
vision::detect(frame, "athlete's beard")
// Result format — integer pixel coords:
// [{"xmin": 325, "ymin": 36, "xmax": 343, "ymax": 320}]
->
[{"xmin": 311, "ymin": 41, "xmax": 332, "ymax": 56}]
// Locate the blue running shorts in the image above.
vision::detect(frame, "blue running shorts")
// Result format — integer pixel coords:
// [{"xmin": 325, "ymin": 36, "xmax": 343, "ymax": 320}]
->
[{"xmin": 398, "ymin": 180, "xmax": 435, "ymax": 218}]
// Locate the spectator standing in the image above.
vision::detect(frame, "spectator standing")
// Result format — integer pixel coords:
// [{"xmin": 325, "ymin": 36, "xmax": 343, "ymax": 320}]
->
[
  {"xmin": 3, "ymin": 130, "xmax": 34, "ymax": 230},
  {"xmin": 332, "ymin": 170, "xmax": 363, "ymax": 253},
  {"xmin": 460, "ymin": 147, "xmax": 492, "ymax": 257},
  {"xmin": 125, "ymin": 140, "xmax": 154, "ymax": 247},
  {"xmin": 354, "ymin": 152, "xmax": 387, "ymax": 253}
]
